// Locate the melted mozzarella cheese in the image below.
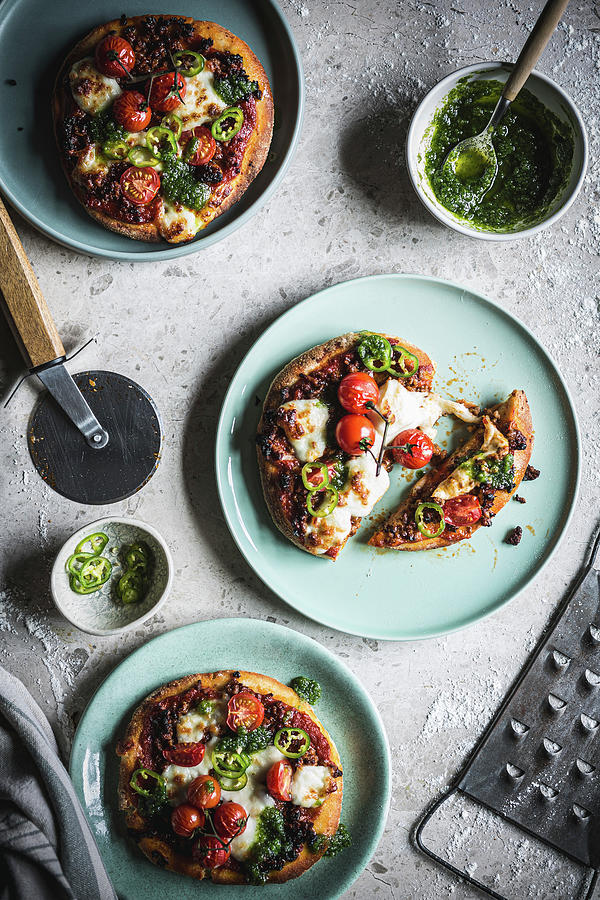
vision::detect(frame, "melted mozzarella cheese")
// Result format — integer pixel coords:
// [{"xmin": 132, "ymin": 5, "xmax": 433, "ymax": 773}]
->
[
  {"xmin": 279, "ymin": 399, "xmax": 330, "ymax": 463},
  {"xmin": 162, "ymin": 736, "xmax": 216, "ymax": 805},
  {"xmin": 177, "ymin": 702, "xmax": 224, "ymax": 743},
  {"xmin": 72, "ymin": 145, "xmax": 109, "ymax": 182},
  {"xmin": 432, "ymin": 417, "xmax": 510, "ymax": 502},
  {"xmin": 291, "ymin": 766, "xmax": 332, "ymax": 808},
  {"xmin": 177, "ymin": 69, "xmax": 228, "ymax": 131},
  {"xmin": 305, "ymin": 450, "xmax": 389, "ymax": 554},
  {"xmin": 158, "ymin": 200, "xmax": 202, "ymax": 243},
  {"xmin": 368, "ymin": 378, "xmax": 479, "ymax": 443},
  {"xmin": 69, "ymin": 58, "xmax": 122, "ymax": 115}
]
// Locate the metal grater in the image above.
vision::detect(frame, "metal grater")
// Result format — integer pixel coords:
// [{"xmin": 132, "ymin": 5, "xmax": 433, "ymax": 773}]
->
[{"xmin": 415, "ymin": 527, "xmax": 600, "ymax": 900}]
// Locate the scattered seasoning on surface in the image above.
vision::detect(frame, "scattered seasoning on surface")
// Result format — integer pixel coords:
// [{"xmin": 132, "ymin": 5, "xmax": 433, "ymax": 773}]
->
[
  {"xmin": 523, "ymin": 465, "xmax": 541, "ymax": 482},
  {"xmin": 505, "ymin": 526, "xmax": 523, "ymax": 546},
  {"xmin": 513, "ymin": 494, "xmax": 526, "ymax": 504}
]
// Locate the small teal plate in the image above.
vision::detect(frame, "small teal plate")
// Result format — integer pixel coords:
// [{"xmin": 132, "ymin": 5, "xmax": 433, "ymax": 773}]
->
[
  {"xmin": 215, "ymin": 274, "xmax": 580, "ymax": 640},
  {"xmin": 0, "ymin": 0, "xmax": 303, "ymax": 260},
  {"xmin": 69, "ymin": 618, "xmax": 391, "ymax": 899}
]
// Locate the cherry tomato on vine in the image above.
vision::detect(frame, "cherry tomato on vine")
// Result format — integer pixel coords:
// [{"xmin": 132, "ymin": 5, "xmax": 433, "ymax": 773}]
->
[
  {"xmin": 119, "ymin": 166, "xmax": 160, "ymax": 205},
  {"xmin": 193, "ymin": 835, "xmax": 230, "ymax": 868},
  {"xmin": 113, "ymin": 90, "xmax": 151, "ymax": 131},
  {"xmin": 163, "ymin": 741, "xmax": 205, "ymax": 767},
  {"xmin": 443, "ymin": 495, "xmax": 482, "ymax": 526},
  {"xmin": 389, "ymin": 428, "xmax": 435, "ymax": 469},
  {"xmin": 171, "ymin": 803, "xmax": 205, "ymax": 837},
  {"xmin": 94, "ymin": 36, "xmax": 135, "ymax": 78},
  {"xmin": 187, "ymin": 774, "xmax": 221, "ymax": 809},
  {"xmin": 149, "ymin": 72, "xmax": 187, "ymax": 112},
  {"xmin": 182, "ymin": 125, "xmax": 217, "ymax": 165},
  {"xmin": 337, "ymin": 372, "xmax": 379, "ymax": 415},
  {"xmin": 226, "ymin": 692, "xmax": 264, "ymax": 732},
  {"xmin": 335, "ymin": 414, "xmax": 375, "ymax": 456},
  {"xmin": 214, "ymin": 802, "xmax": 248, "ymax": 840},
  {"xmin": 266, "ymin": 760, "xmax": 293, "ymax": 802}
]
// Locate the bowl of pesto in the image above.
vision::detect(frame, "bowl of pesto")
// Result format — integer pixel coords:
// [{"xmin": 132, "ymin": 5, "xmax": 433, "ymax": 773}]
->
[{"xmin": 407, "ymin": 62, "xmax": 587, "ymax": 240}]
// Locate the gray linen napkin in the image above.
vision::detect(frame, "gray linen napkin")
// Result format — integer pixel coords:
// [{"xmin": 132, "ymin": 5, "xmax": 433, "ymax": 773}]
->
[{"xmin": 0, "ymin": 664, "xmax": 116, "ymax": 900}]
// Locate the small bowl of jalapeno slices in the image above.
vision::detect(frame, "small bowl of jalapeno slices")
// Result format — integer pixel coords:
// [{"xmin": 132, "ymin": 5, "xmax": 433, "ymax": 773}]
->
[{"xmin": 50, "ymin": 517, "xmax": 173, "ymax": 636}]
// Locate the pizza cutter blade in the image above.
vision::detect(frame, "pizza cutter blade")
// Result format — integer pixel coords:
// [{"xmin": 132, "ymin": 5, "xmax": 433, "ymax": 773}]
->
[{"xmin": 0, "ymin": 196, "xmax": 163, "ymax": 504}]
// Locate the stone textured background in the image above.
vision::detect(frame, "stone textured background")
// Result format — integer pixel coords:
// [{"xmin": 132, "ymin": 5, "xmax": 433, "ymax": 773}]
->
[{"xmin": 1, "ymin": 1, "xmax": 599, "ymax": 897}]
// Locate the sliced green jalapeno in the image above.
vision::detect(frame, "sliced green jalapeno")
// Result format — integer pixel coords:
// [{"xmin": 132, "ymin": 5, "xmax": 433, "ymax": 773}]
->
[
  {"xmin": 146, "ymin": 126, "xmax": 177, "ymax": 159},
  {"xmin": 211, "ymin": 107, "xmax": 244, "ymax": 142},
  {"xmin": 386, "ymin": 345, "xmax": 419, "ymax": 378},
  {"xmin": 124, "ymin": 542, "xmax": 150, "ymax": 571},
  {"xmin": 102, "ymin": 139, "xmax": 129, "ymax": 160},
  {"xmin": 218, "ymin": 772, "xmax": 248, "ymax": 792},
  {"xmin": 66, "ymin": 551, "xmax": 95, "ymax": 577},
  {"xmin": 173, "ymin": 50, "xmax": 205, "ymax": 76},
  {"xmin": 357, "ymin": 334, "xmax": 392, "ymax": 372},
  {"xmin": 69, "ymin": 574, "xmax": 104, "ymax": 595},
  {"xmin": 75, "ymin": 532, "xmax": 109, "ymax": 554},
  {"xmin": 211, "ymin": 748, "xmax": 250, "ymax": 778},
  {"xmin": 79, "ymin": 555, "xmax": 112, "ymax": 588},
  {"xmin": 306, "ymin": 486, "xmax": 339, "ymax": 518},
  {"xmin": 160, "ymin": 112, "xmax": 183, "ymax": 140},
  {"xmin": 415, "ymin": 501, "xmax": 445, "ymax": 538},
  {"xmin": 117, "ymin": 569, "xmax": 145, "ymax": 604},
  {"xmin": 274, "ymin": 727, "xmax": 310, "ymax": 759},
  {"xmin": 129, "ymin": 768, "xmax": 166, "ymax": 798},
  {"xmin": 301, "ymin": 462, "xmax": 330, "ymax": 492},
  {"xmin": 128, "ymin": 146, "xmax": 159, "ymax": 167}
]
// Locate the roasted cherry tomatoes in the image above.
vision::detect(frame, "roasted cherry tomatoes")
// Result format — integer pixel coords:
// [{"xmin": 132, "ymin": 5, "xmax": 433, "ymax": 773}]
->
[
  {"xmin": 171, "ymin": 803, "xmax": 205, "ymax": 837},
  {"xmin": 112, "ymin": 90, "xmax": 151, "ymax": 131},
  {"xmin": 266, "ymin": 760, "xmax": 293, "ymax": 802},
  {"xmin": 187, "ymin": 774, "xmax": 221, "ymax": 809},
  {"xmin": 213, "ymin": 802, "xmax": 248, "ymax": 840},
  {"xmin": 226, "ymin": 691, "xmax": 265, "ymax": 733},
  {"xmin": 119, "ymin": 166, "xmax": 160, "ymax": 206},
  {"xmin": 335, "ymin": 414, "xmax": 375, "ymax": 456},
  {"xmin": 337, "ymin": 372, "xmax": 379, "ymax": 415},
  {"xmin": 149, "ymin": 71, "xmax": 187, "ymax": 112},
  {"xmin": 163, "ymin": 741, "xmax": 205, "ymax": 767},
  {"xmin": 390, "ymin": 428, "xmax": 435, "ymax": 469},
  {"xmin": 193, "ymin": 835, "xmax": 230, "ymax": 868},
  {"xmin": 443, "ymin": 495, "xmax": 482, "ymax": 526},
  {"xmin": 94, "ymin": 35, "xmax": 135, "ymax": 78},
  {"xmin": 183, "ymin": 125, "xmax": 217, "ymax": 165}
]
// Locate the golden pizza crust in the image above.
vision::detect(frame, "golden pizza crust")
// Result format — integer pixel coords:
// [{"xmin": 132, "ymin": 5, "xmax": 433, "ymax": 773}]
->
[
  {"xmin": 116, "ymin": 670, "xmax": 342, "ymax": 884},
  {"xmin": 52, "ymin": 15, "xmax": 274, "ymax": 243},
  {"xmin": 369, "ymin": 389, "xmax": 533, "ymax": 550},
  {"xmin": 256, "ymin": 332, "xmax": 436, "ymax": 559}
]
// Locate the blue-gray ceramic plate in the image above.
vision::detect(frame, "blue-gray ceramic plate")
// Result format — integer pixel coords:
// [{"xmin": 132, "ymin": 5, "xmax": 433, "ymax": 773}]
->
[
  {"xmin": 215, "ymin": 274, "xmax": 580, "ymax": 640},
  {"xmin": 0, "ymin": 0, "xmax": 303, "ymax": 260},
  {"xmin": 69, "ymin": 618, "xmax": 391, "ymax": 899}
]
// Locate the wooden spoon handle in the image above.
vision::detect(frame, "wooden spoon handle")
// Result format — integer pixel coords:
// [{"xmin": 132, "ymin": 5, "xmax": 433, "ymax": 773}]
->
[
  {"xmin": 0, "ymin": 196, "xmax": 65, "ymax": 369},
  {"xmin": 503, "ymin": 0, "xmax": 570, "ymax": 102}
]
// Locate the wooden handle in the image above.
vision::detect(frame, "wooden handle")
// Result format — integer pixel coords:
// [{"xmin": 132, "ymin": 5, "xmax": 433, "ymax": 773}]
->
[
  {"xmin": 503, "ymin": 0, "xmax": 570, "ymax": 101},
  {"xmin": 0, "ymin": 196, "xmax": 64, "ymax": 368}
]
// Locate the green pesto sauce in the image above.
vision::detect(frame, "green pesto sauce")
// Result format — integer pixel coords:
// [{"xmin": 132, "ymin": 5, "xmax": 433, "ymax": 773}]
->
[{"xmin": 423, "ymin": 78, "xmax": 574, "ymax": 232}]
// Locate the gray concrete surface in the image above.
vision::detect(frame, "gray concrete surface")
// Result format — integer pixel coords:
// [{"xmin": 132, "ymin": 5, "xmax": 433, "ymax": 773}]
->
[{"xmin": 1, "ymin": 1, "xmax": 599, "ymax": 897}]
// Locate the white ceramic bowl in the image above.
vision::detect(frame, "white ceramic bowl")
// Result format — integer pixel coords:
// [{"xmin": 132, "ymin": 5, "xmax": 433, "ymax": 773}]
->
[
  {"xmin": 406, "ymin": 62, "xmax": 588, "ymax": 241},
  {"xmin": 51, "ymin": 517, "xmax": 173, "ymax": 636}
]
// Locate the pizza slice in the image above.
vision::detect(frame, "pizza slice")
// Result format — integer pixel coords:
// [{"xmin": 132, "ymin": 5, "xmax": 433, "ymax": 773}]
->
[
  {"xmin": 256, "ymin": 332, "xmax": 480, "ymax": 560},
  {"xmin": 369, "ymin": 389, "xmax": 533, "ymax": 550},
  {"xmin": 116, "ymin": 670, "xmax": 343, "ymax": 884}
]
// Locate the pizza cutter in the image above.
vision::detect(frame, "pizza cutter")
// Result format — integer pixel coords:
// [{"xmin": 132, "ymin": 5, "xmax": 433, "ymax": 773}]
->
[{"xmin": 0, "ymin": 197, "xmax": 163, "ymax": 504}]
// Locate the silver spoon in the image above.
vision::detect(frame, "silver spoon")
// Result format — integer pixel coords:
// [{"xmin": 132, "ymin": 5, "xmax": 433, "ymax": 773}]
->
[{"xmin": 443, "ymin": 0, "xmax": 570, "ymax": 199}]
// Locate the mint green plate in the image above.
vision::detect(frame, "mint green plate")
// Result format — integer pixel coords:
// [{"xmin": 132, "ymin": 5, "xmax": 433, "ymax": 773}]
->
[
  {"xmin": 215, "ymin": 274, "xmax": 580, "ymax": 640},
  {"xmin": 69, "ymin": 618, "xmax": 390, "ymax": 899},
  {"xmin": 0, "ymin": 0, "xmax": 303, "ymax": 260}
]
